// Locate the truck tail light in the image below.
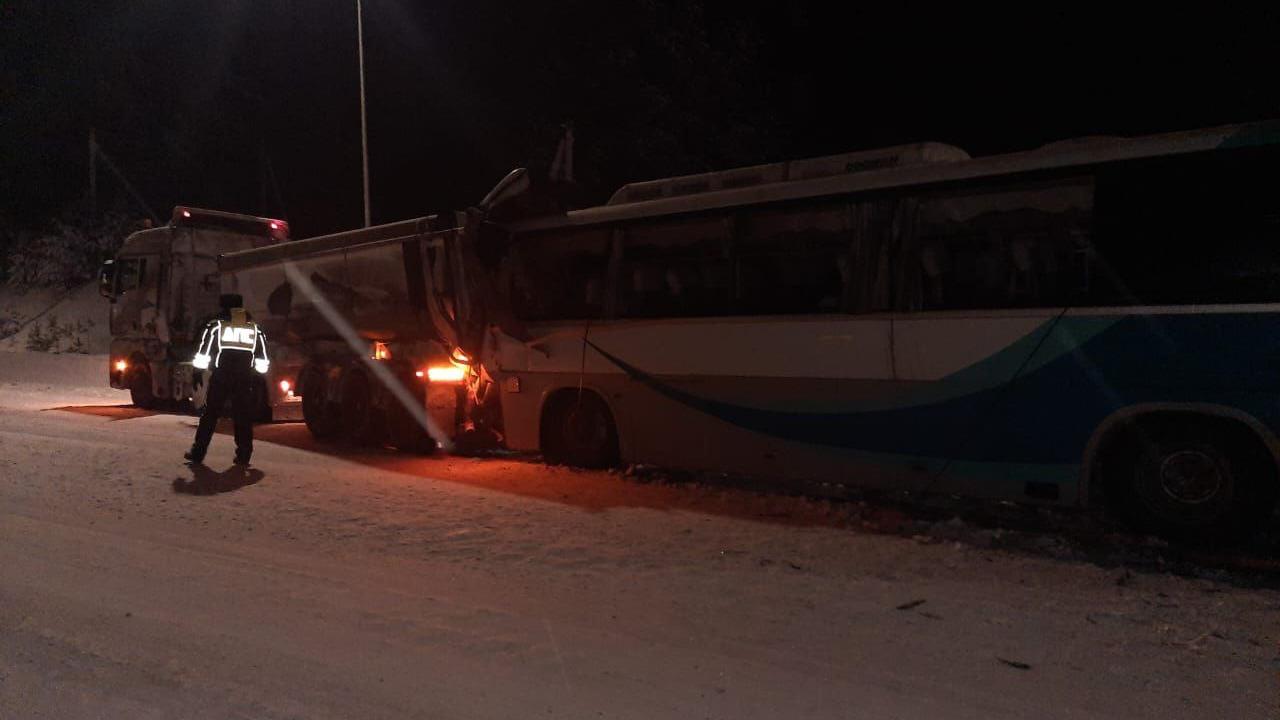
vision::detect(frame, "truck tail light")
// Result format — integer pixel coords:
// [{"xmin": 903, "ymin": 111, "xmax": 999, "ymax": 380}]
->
[{"xmin": 426, "ymin": 365, "xmax": 466, "ymax": 383}]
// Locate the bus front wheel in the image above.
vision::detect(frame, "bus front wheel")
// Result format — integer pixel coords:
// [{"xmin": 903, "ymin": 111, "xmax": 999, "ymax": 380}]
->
[
  {"xmin": 1102, "ymin": 418, "xmax": 1277, "ymax": 540},
  {"xmin": 542, "ymin": 391, "xmax": 619, "ymax": 469}
]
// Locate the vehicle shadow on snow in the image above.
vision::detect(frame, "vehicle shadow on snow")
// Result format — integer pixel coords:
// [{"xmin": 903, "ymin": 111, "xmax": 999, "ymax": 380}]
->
[
  {"xmin": 173, "ymin": 464, "xmax": 265, "ymax": 495},
  {"xmin": 234, "ymin": 423, "xmax": 1280, "ymax": 586},
  {"xmin": 50, "ymin": 404, "xmax": 161, "ymax": 421}
]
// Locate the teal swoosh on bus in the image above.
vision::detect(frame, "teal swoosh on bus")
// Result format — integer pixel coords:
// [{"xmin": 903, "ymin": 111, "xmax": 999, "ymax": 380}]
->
[
  {"xmin": 1220, "ymin": 119, "xmax": 1280, "ymax": 149},
  {"xmin": 588, "ymin": 315, "xmax": 1118, "ymax": 415}
]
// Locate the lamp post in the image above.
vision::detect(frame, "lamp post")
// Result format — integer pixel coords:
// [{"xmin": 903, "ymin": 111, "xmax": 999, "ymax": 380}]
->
[{"xmin": 356, "ymin": 0, "xmax": 371, "ymax": 227}]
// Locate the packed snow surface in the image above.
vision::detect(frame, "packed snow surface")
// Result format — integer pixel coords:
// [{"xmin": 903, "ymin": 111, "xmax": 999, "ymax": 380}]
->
[{"xmin": 1, "ymin": 352, "xmax": 1276, "ymax": 719}]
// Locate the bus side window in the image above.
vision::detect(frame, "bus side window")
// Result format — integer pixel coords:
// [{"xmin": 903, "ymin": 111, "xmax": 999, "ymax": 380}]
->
[
  {"xmin": 734, "ymin": 201, "xmax": 851, "ymax": 315},
  {"xmin": 618, "ymin": 215, "xmax": 733, "ymax": 319},
  {"xmin": 911, "ymin": 178, "xmax": 1095, "ymax": 311},
  {"xmin": 511, "ymin": 228, "xmax": 611, "ymax": 322},
  {"xmin": 1091, "ymin": 144, "xmax": 1280, "ymax": 305}
]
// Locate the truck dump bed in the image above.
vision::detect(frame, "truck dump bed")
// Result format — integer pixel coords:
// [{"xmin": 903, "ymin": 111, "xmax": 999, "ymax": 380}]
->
[{"xmin": 218, "ymin": 216, "xmax": 452, "ymax": 345}]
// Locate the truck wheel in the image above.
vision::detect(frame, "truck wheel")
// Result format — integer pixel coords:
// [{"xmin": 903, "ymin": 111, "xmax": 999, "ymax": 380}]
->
[
  {"xmin": 254, "ymin": 377, "xmax": 273, "ymax": 423},
  {"xmin": 340, "ymin": 369, "xmax": 385, "ymax": 445},
  {"xmin": 1102, "ymin": 418, "xmax": 1277, "ymax": 540},
  {"xmin": 390, "ymin": 406, "xmax": 438, "ymax": 455},
  {"xmin": 301, "ymin": 367, "xmax": 341, "ymax": 441},
  {"xmin": 129, "ymin": 361, "xmax": 156, "ymax": 409},
  {"xmin": 385, "ymin": 376, "xmax": 434, "ymax": 454},
  {"xmin": 541, "ymin": 390, "xmax": 619, "ymax": 469}
]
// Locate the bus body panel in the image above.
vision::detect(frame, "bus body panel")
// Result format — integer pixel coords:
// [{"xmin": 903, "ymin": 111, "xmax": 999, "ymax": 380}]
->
[
  {"xmin": 493, "ymin": 307, "xmax": 1280, "ymax": 506},
  {"xmin": 460, "ymin": 121, "xmax": 1280, "ymax": 521}
]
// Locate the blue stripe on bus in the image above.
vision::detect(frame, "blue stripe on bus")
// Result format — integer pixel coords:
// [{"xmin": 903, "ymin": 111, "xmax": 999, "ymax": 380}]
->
[
  {"xmin": 1220, "ymin": 119, "xmax": 1280, "ymax": 149},
  {"xmin": 587, "ymin": 313, "xmax": 1280, "ymax": 466}
]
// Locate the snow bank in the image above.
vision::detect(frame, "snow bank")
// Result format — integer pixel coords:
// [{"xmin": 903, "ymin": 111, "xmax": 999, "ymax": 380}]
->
[
  {"xmin": 0, "ymin": 350, "xmax": 126, "ymax": 409},
  {"xmin": 0, "ymin": 281, "xmax": 112, "ymax": 354}
]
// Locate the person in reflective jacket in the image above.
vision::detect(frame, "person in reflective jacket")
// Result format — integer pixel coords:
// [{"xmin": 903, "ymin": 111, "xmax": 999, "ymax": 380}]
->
[{"xmin": 185, "ymin": 293, "xmax": 270, "ymax": 465}]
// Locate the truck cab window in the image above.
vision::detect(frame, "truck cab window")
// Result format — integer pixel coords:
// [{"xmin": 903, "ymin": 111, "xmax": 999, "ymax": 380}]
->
[{"xmin": 116, "ymin": 258, "xmax": 146, "ymax": 292}]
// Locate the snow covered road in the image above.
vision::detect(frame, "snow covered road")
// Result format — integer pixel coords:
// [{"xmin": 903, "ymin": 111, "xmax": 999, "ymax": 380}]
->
[{"xmin": 1, "ymin": 353, "xmax": 1277, "ymax": 718}]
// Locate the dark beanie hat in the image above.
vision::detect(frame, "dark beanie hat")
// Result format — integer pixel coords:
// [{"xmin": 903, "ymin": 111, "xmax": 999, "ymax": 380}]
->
[{"xmin": 219, "ymin": 293, "xmax": 244, "ymax": 310}]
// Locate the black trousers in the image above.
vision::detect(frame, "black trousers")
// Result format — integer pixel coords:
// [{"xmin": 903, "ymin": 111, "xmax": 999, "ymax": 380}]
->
[{"xmin": 192, "ymin": 362, "xmax": 256, "ymax": 461}]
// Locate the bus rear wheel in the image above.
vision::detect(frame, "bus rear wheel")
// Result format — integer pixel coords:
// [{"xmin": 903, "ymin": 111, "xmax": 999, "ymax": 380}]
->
[
  {"xmin": 542, "ymin": 391, "xmax": 619, "ymax": 469},
  {"xmin": 1102, "ymin": 418, "xmax": 1277, "ymax": 540}
]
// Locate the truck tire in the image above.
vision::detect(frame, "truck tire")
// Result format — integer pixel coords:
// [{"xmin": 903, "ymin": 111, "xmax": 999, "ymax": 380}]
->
[
  {"xmin": 339, "ymin": 369, "xmax": 385, "ymax": 446},
  {"xmin": 254, "ymin": 377, "xmax": 273, "ymax": 423},
  {"xmin": 129, "ymin": 361, "xmax": 157, "ymax": 409},
  {"xmin": 390, "ymin": 404, "xmax": 438, "ymax": 455},
  {"xmin": 301, "ymin": 367, "xmax": 341, "ymax": 441}
]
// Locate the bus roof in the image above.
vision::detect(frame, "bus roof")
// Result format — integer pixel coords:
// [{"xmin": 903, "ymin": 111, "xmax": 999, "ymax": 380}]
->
[
  {"xmin": 605, "ymin": 142, "xmax": 971, "ymax": 206},
  {"xmin": 506, "ymin": 120, "xmax": 1280, "ymax": 234}
]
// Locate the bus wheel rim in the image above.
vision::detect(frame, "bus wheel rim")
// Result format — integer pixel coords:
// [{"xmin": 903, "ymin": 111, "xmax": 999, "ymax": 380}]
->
[{"xmin": 1158, "ymin": 450, "xmax": 1223, "ymax": 505}]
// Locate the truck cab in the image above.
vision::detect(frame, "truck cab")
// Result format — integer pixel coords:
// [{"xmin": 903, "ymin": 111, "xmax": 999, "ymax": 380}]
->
[{"xmin": 100, "ymin": 206, "xmax": 290, "ymax": 413}]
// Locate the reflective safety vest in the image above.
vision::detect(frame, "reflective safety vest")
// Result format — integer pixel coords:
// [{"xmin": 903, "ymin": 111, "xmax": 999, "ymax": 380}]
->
[
  {"xmin": 193, "ymin": 310, "xmax": 270, "ymax": 372},
  {"xmin": 218, "ymin": 322, "xmax": 258, "ymax": 352}
]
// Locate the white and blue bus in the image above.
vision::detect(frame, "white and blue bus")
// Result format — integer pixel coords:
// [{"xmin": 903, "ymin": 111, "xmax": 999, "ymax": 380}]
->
[{"xmin": 472, "ymin": 121, "xmax": 1280, "ymax": 536}]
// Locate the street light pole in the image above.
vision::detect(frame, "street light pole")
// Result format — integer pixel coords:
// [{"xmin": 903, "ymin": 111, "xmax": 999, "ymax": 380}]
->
[{"xmin": 356, "ymin": 0, "xmax": 371, "ymax": 227}]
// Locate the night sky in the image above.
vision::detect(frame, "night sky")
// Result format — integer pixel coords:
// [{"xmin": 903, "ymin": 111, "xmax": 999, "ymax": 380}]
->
[{"xmin": 3, "ymin": 1, "xmax": 1278, "ymax": 237}]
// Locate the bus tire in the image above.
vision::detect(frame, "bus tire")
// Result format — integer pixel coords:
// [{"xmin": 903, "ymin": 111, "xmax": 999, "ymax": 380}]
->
[
  {"xmin": 339, "ymin": 368, "xmax": 384, "ymax": 446},
  {"xmin": 1100, "ymin": 417, "xmax": 1277, "ymax": 541},
  {"xmin": 301, "ymin": 367, "xmax": 341, "ymax": 441},
  {"xmin": 541, "ymin": 390, "xmax": 619, "ymax": 469},
  {"xmin": 128, "ymin": 359, "xmax": 156, "ymax": 409}
]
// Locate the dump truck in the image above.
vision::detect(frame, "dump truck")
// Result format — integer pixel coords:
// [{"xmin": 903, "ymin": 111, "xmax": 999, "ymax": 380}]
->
[
  {"xmin": 216, "ymin": 215, "xmax": 483, "ymax": 451},
  {"xmin": 210, "ymin": 170, "xmax": 529, "ymax": 452},
  {"xmin": 99, "ymin": 206, "xmax": 292, "ymax": 416}
]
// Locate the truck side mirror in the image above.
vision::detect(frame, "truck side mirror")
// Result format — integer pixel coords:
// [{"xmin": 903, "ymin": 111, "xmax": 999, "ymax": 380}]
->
[
  {"xmin": 98, "ymin": 260, "xmax": 117, "ymax": 302},
  {"xmin": 479, "ymin": 168, "xmax": 530, "ymax": 212}
]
